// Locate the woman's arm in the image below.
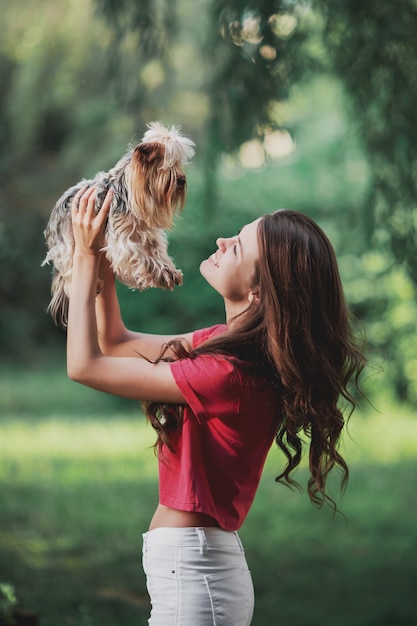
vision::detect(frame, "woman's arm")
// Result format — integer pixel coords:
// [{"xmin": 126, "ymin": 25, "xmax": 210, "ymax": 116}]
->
[
  {"xmin": 67, "ymin": 186, "xmax": 185, "ymax": 403},
  {"xmin": 95, "ymin": 255, "xmax": 194, "ymax": 361}
]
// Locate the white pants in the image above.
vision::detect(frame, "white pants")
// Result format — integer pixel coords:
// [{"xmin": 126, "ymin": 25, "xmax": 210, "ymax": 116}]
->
[{"xmin": 142, "ymin": 526, "xmax": 254, "ymax": 625}]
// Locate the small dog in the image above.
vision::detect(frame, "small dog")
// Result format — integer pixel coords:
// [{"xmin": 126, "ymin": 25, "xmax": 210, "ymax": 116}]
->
[{"xmin": 42, "ymin": 122, "xmax": 195, "ymax": 328}]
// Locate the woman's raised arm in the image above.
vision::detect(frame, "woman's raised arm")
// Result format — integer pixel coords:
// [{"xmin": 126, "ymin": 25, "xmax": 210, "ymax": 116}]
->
[
  {"xmin": 66, "ymin": 186, "xmax": 186, "ymax": 403},
  {"xmin": 95, "ymin": 254, "xmax": 193, "ymax": 361}
]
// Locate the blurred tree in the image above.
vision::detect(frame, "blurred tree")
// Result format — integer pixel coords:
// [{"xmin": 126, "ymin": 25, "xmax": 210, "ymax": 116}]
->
[
  {"xmin": 94, "ymin": 0, "xmax": 417, "ymax": 403},
  {"xmin": 95, "ymin": 0, "xmax": 322, "ymax": 209},
  {"xmin": 317, "ymin": 0, "xmax": 417, "ymax": 402},
  {"xmin": 0, "ymin": 1, "xmax": 141, "ymax": 358},
  {"xmin": 1, "ymin": 0, "xmax": 416, "ymax": 403},
  {"xmin": 201, "ymin": 0, "xmax": 319, "ymax": 206},
  {"xmin": 97, "ymin": 0, "xmax": 417, "ymax": 286},
  {"xmin": 204, "ymin": 0, "xmax": 417, "ymax": 290},
  {"xmin": 94, "ymin": 0, "xmax": 180, "ymax": 123},
  {"xmin": 318, "ymin": 0, "xmax": 417, "ymax": 291},
  {"xmin": 95, "ymin": 0, "xmax": 177, "ymax": 59}
]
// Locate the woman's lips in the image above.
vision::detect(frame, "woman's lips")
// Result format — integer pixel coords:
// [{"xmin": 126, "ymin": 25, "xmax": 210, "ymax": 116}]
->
[{"xmin": 209, "ymin": 253, "xmax": 219, "ymax": 267}]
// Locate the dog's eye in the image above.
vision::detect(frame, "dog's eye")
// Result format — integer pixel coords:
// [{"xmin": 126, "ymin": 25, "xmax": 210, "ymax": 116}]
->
[{"xmin": 176, "ymin": 175, "xmax": 186, "ymax": 189}]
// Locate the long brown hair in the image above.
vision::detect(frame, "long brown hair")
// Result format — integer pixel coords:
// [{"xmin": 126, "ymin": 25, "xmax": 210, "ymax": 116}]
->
[{"xmin": 145, "ymin": 209, "xmax": 366, "ymax": 509}]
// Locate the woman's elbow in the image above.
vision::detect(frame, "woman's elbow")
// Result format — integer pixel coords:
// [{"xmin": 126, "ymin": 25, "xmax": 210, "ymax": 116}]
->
[
  {"xmin": 67, "ymin": 364, "xmax": 80, "ymax": 382},
  {"xmin": 67, "ymin": 361, "xmax": 89, "ymax": 384}
]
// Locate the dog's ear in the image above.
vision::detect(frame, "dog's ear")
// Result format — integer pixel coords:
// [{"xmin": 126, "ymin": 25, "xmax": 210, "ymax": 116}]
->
[{"xmin": 134, "ymin": 142, "xmax": 165, "ymax": 167}]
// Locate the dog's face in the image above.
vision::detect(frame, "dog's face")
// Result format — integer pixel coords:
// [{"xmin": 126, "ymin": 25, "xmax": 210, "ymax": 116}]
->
[{"xmin": 127, "ymin": 142, "xmax": 187, "ymax": 230}]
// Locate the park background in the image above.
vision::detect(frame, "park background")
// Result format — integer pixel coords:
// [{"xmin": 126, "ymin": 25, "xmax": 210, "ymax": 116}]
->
[{"xmin": 1, "ymin": 0, "xmax": 417, "ymax": 624}]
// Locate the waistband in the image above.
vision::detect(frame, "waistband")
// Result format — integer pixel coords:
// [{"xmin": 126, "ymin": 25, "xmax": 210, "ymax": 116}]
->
[{"xmin": 142, "ymin": 527, "xmax": 245, "ymax": 553}]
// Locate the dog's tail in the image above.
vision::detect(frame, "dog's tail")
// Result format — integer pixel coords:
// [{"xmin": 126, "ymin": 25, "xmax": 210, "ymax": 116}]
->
[{"xmin": 141, "ymin": 122, "xmax": 195, "ymax": 169}]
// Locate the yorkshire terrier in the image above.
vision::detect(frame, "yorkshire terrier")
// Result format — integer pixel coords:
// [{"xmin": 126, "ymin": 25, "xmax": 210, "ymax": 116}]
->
[{"xmin": 42, "ymin": 122, "xmax": 195, "ymax": 328}]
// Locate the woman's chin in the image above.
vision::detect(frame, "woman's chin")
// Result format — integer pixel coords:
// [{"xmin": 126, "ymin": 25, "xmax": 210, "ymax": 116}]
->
[{"xmin": 199, "ymin": 258, "xmax": 211, "ymax": 276}]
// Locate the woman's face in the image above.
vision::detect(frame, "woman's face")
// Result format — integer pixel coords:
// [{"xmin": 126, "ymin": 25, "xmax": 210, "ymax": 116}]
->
[{"xmin": 200, "ymin": 218, "xmax": 261, "ymax": 315}]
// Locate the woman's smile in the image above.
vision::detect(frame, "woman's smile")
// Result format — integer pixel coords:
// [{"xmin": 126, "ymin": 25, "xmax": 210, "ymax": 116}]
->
[{"xmin": 209, "ymin": 252, "xmax": 219, "ymax": 267}]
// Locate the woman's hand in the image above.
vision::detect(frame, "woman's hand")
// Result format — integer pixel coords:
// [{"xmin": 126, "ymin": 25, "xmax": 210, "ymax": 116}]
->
[{"xmin": 71, "ymin": 186, "xmax": 113, "ymax": 256}]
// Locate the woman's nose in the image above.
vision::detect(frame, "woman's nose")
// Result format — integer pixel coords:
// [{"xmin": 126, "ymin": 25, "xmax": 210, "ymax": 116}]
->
[{"xmin": 216, "ymin": 237, "xmax": 226, "ymax": 250}]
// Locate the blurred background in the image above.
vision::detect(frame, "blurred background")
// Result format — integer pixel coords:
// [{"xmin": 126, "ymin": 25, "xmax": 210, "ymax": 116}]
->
[{"xmin": 0, "ymin": 0, "xmax": 416, "ymax": 624}]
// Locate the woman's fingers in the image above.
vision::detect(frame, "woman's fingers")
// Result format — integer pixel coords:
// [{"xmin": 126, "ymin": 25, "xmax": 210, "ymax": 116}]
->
[
  {"xmin": 70, "ymin": 186, "xmax": 113, "ymax": 254},
  {"xmin": 71, "ymin": 185, "xmax": 94, "ymax": 223},
  {"xmin": 71, "ymin": 186, "xmax": 112, "ymax": 222},
  {"xmin": 71, "ymin": 185, "xmax": 88, "ymax": 220},
  {"xmin": 85, "ymin": 190, "xmax": 96, "ymax": 217},
  {"xmin": 80, "ymin": 186, "xmax": 96, "ymax": 216},
  {"xmin": 97, "ymin": 189, "xmax": 113, "ymax": 227}
]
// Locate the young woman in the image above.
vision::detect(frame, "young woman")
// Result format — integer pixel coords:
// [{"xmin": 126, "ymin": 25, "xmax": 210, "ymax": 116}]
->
[{"xmin": 67, "ymin": 186, "xmax": 366, "ymax": 625}]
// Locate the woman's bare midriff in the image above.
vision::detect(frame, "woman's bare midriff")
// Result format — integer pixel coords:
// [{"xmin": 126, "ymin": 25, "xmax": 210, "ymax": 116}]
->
[{"xmin": 149, "ymin": 504, "xmax": 220, "ymax": 530}]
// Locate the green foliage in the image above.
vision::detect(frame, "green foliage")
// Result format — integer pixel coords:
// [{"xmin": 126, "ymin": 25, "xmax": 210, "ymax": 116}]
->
[
  {"xmin": 343, "ymin": 251, "xmax": 417, "ymax": 403},
  {"xmin": 0, "ymin": 1, "xmax": 138, "ymax": 357},
  {"xmin": 0, "ymin": 583, "xmax": 17, "ymax": 622},
  {"xmin": 0, "ymin": 0, "xmax": 416, "ymax": 405},
  {"xmin": 96, "ymin": 0, "xmax": 177, "ymax": 59},
  {"xmin": 318, "ymin": 0, "xmax": 417, "ymax": 287},
  {"xmin": 0, "ymin": 210, "xmax": 54, "ymax": 359},
  {"xmin": 199, "ymin": 1, "xmax": 320, "ymax": 205},
  {"xmin": 205, "ymin": 1, "xmax": 317, "ymax": 151}
]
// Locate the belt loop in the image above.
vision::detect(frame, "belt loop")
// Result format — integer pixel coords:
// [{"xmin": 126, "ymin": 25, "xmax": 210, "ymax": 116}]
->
[
  {"xmin": 196, "ymin": 527, "xmax": 208, "ymax": 555},
  {"xmin": 234, "ymin": 531, "xmax": 245, "ymax": 553}
]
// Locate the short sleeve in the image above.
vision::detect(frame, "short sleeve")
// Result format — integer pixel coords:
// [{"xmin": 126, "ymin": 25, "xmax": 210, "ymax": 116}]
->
[
  {"xmin": 192, "ymin": 324, "xmax": 228, "ymax": 349},
  {"xmin": 170, "ymin": 354, "xmax": 240, "ymax": 423}
]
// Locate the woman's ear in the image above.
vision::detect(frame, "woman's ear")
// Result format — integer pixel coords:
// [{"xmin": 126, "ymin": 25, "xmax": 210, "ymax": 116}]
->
[{"xmin": 248, "ymin": 288, "xmax": 260, "ymax": 304}]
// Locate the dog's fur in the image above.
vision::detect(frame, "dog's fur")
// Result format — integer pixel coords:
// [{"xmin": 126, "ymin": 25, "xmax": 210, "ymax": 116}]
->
[{"xmin": 42, "ymin": 122, "xmax": 195, "ymax": 328}]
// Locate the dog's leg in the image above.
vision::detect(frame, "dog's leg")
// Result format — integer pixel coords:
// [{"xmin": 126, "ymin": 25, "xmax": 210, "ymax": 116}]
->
[
  {"xmin": 47, "ymin": 271, "xmax": 70, "ymax": 328},
  {"xmin": 43, "ymin": 180, "xmax": 95, "ymax": 327},
  {"xmin": 104, "ymin": 215, "xmax": 183, "ymax": 291}
]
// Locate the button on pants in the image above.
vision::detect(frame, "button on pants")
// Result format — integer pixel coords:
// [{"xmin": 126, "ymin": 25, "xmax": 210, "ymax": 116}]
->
[{"xmin": 142, "ymin": 526, "xmax": 254, "ymax": 625}]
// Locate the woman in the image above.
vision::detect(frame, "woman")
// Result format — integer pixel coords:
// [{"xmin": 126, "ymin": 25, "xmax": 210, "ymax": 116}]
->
[{"xmin": 67, "ymin": 186, "xmax": 366, "ymax": 625}]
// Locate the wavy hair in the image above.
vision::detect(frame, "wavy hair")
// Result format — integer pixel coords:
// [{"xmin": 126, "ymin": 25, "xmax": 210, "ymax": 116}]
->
[{"xmin": 145, "ymin": 209, "xmax": 366, "ymax": 510}]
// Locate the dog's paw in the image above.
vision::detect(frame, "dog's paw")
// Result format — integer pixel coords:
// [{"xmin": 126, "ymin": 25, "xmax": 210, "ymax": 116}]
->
[{"xmin": 156, "ymin": 268, "xmax": 183, "ymax": 290}]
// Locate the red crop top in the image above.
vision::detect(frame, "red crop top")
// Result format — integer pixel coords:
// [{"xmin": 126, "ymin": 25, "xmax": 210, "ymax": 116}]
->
[{"xmin": 159, "ymin": 324, "xmax": 281, "ymax": 530}]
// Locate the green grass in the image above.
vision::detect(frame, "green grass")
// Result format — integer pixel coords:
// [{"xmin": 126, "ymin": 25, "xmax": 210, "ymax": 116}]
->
[{"xmin": 1, "ymin": 363, "xmax": 417, "ymax": 625}]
